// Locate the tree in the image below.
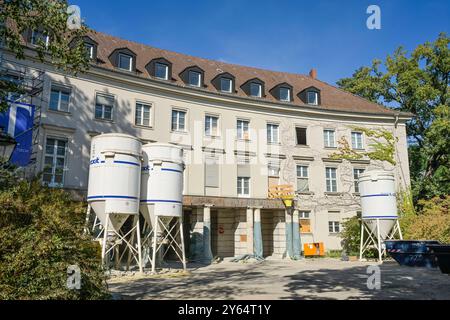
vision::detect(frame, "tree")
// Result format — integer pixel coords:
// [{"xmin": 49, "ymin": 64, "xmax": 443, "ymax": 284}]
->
[
  {"xmin": 337, "ymin": 33, "xmax": 449, "ymax": 202},
  {"xmin": 0, "ymin": 0, "xmax": 89, "ymax": 111}
]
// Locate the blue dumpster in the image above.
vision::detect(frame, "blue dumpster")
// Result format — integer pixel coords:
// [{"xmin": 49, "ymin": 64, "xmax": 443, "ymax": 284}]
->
[
  {"xmin": 426, "ymin": 245, "xmax": 450, "ymax": 275},
  {"xmin": 384, "ymin": 240, "xmax": 440, "ymax": 268}
]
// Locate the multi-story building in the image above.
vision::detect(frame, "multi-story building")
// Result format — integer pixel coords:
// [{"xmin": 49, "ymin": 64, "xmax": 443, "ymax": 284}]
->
[{"xmin": 1, "ymin": 29, "xmax": 412, "ymax": 259}]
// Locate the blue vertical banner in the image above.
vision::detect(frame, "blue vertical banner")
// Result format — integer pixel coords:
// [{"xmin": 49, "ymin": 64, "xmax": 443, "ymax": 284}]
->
[{"xmin": 0, "ymin": 100, "xmax": 35, "ymax": 166}]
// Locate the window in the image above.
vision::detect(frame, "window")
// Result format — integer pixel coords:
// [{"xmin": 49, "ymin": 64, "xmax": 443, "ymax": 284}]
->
[
  {"xmin": 237, "ymin": 177, "xmax": 250, "ymax": 196},
  {"xmin": 329, "ymin": 221, "xmax": 340, "ymax": 233},
  {"xmin": 250, "ymin": 83, "xmax": 262, "ymax": 97},
  {"xmin": 297, "ymin": 165, "xmax": 309, "ymax": 192},
  {"xmin": 31, "ymin": 30, "xmax": 49, "ymax": 47},
  {"xmin": 325, "ymin": 167, "xmax": 337, "ymax": 192},
  {"xmin": 279, "ymin": 87, "xmax": 290, "ymax": 102},
  {"xmin": 351, "ymin": 132, "xmax": 364, "ymax": 149},
  {"xmin": 205, "ymin": 157, "xmax": 219, "ymax": 188},
  {"xmin": 296, "ymin": 127, "xmax": 307, "ymax": 145},
  {"xmin": 135, "ymin": 103, "xmax": 151, "ymax": 127},
  {"xmin": 205, "ymin": 115, "xmax": 219, "ymax": 137},
  {"xmin": 353, "ymin": 168, "xmax": 365, "ymax": 193},
  {"xmin": 299, "ymin": 211, "xmax": 311, "ymax": 233},
  {"xmin": 267, "ymin": 123, "xmax": 279, "ymax": 144},
  {"xmin": 171, "ymin": 110, "xmax": 186, "ymax": 132},
  {"xmin": 323, "ymin": 129, "xmax": 336, "ymax": 148},
  {"xmin": 237, "ymin": 119, "xmax": 249, "ymax": 140},
  {"xmin": 85, "ymin": 43, "xmax": 94, "ymax": 59},
  {"xmin": 118, "ymin": 53, "xmax": 132, "ymax": 71},
  {"xmin": 155, "ymin": 63, "xmax": 168, "ymax": 80},
  {"xmin": 95, "ymin": 93, "xmax": 114, "ymax": 120},
  {"xmin": 268, "ymin": 163, "xmax": 280, "ymax": 188},
  {"xmin": 188, "ymin": 71, "xmax": 201, "ymax": 87},
  {"xmin": 307, "ymin": 91, "xmax": 318, "ymax": 105},
  {"xmin": 49, "ymin": 87, "xmax": 70, "ymax": 112},
  {"xmin": 237, "ymin": 161, "xmax": 250, "ymax": 197},
  {"xmin": 42, "ymin": 138, "xmax": 67, "ymax": 187},
  {"xmin": 220, "ymin": 78, "xmax": 232, "ymax": 93}
]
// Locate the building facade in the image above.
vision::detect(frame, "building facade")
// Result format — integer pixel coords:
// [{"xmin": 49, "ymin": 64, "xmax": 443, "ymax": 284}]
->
[{"xmin": 1, "ymin": 29, "xmax": 412, "ymax": 259}]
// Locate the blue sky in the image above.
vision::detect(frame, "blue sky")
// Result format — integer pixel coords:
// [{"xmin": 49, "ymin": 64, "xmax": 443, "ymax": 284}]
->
[{"xmin": 72, "ymin": 0, "xmax": 449, "ymax": 85}]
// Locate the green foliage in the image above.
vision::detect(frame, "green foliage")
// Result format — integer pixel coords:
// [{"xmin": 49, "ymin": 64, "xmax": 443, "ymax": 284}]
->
[
  {"xmin": 0, "ymin": 0, "xmax": 89, "ymax": 111},
  {"xmin": 0, "ymin": 177, "xmax": 110, "ymax": 300},
  {"xmin": 400, "ymin": 195, "xmax": 450, "ymax": 243},
  {"xmin": 337, "ymin": 33, "xmax": 450, "ymax": 202},
  {"xmin": 330, "ymin": 126, "xmax": 396, "ymax": 165}
]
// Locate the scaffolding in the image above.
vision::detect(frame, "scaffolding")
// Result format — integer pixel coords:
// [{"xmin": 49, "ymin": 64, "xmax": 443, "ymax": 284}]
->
[{"xmin": 0, "ymin": 53, "xmax": 45, "ymax": 175}]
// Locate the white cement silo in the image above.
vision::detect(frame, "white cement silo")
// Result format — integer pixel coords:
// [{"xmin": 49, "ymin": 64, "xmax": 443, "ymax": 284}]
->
[
  {"xmin": 87, "ymin": 133, "xmax": 143, "ymax": 271},
  {"xmin": 358, "ymin": 170, "xmax": 403, "ymax": 262},
  {"xmin": 139, "ymin": 143, "xmax": 186, "ymax": 272}
]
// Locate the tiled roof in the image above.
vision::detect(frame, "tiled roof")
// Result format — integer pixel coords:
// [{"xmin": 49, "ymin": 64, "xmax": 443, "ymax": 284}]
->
[{"xmin": 88, "ymin": 30, "xmax": 398, "ymax": 115}]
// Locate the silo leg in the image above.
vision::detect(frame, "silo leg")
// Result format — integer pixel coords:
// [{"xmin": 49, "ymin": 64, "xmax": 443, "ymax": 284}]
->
[
  {"xmin": 151, "ymin": 217, "xmax": 159, "ymax": 274},
  {"xmin": 376, "ymin": 219, "xmax": 382, "ymax": 263},
  {"xmin": 359, "ymin": 220, "xmax": 364, "ymax": 260},
  {"xmin": 84, "ymin": 204, "xmax": 91, "ymax": 235},
  {"xmin": 101, "ymin": 213, "xmax": 109, "ymax": 267},
  {"xmin": 136, "ymin": 215, "xmax": 143, "ymax": 274},
  {"xmin": 179, "ymin": 218, "xmax": 187, "ymax": 271}
]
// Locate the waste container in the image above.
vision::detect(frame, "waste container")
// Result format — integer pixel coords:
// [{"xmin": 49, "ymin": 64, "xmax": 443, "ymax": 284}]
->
[
  {"xmin": 303, "ymin": 242, "xmax": 324, "ymax": 257},
  {"xmin": 426, "ymin": 244, "xmax": 450, "ymax": 274},
  {"xmin": 385, "ymin": 240, "xmax": 440, "ymax": 268}
]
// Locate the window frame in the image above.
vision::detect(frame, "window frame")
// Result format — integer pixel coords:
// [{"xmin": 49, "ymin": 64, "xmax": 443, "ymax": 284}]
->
[
  {"xmin": 323, "ymin": 129, "xmax": 336, "ymax": 148},
  {"xmin": 220, "ymin": 77, "xmax": 233, "ymax": 93},
  {"xmin": 49, "ymin": 86, "xmax": 71, "ymax": 113},
  {"xmin": 85, "ymin": 43, "xmax": 94, "ymax": 59},
  {"xmin": 237, "ymin": 176, "xmax": 250, "ymax": 197},
  {"xmin": 42, "ymin": 136, "xmax": 68, "ymax": 188},
  {"xmin": 267, "ymin": 123, "xmax": 279, "ymax": 144},
  {"xmin": 299, "ymin": 210, "xmax": 311, "ymax": 233},
  {"xmin": 307, "ymin": 91, "xmax": 318, "ymax": 105},
  {"xmin": 279, "ymin": 87, "xmax": 291, "ymax": 102},
  {"xmin": 250, "ymin": 82, "xmax": 262, "ymax": 97},
  {"xmin": 31, "ymin": 29, "xmax": 50, "ymax": 47},
  {"xmin": 188, "ymin": 70, "xmax": 202, "ymax": 87},
  {"xmin": 295, "ymin": 127, "xmax": 308, "ymax": 146},
  {"xmin": 236, "ymin": 119, "xmax": 250, "ymax": 140},
  {"xmin": 353, "ymin": 168, "xmax": 365, "ymax": 193},
  {"xmin": 325, "ymin": 167, "xmax": 338, "ymax": 193},
  {"xmin": 296, "ymin": 165, "xmax": 309, "ymax": 192},
  {"xmin": 118, "ymin": 53, "xmax": 133, "ymax": 71},
  {"xmin": 204, "ymin": 114, "xmax": 219, "ymax": 137},
  {"xmin": 328, "ymin": 221, "xmax": 341, "ymax": 234},
  {"xmin": 171, "ymin": 109, "xmax": 187, "ymax": 132},
  {"xmin": 94, "ymin": 93, "xmax": 114, "ymax": 121},
  {"xmin": 155, "ymin": 62, "xmax": 169, "ymax": 80},
  {"xmin": 135, "ymin": 102, "xmax": 152, "ymax": 127},
  {"xmin": 351, "ymin": 131, "xmax": 364, "ymax": 150}
]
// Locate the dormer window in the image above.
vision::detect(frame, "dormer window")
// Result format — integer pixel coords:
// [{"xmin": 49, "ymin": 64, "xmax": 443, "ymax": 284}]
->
[
  {"xmin": 155, "ymin": 62, "xmax": 168, "ymax": 80},
  {"xmin": 280, "ymin": 87, "xmax": 291, "ymax": 102},
  {"xmin": 118, "ymin": 53, "xmax": 132, "ymax": 71},
  {"xmin": 85, "ymin": 43, "xmax": 94, "ymax": 59},
  {"xmin": 220, "ymin": 78, "xmax": 232, "ymax": 93},
  {"xmin": 179, "ymin": 66, "xmax": 205, "ymax": 88},
  {"xmin": 250, "ymin": 83, "xmax": 262, "ymax": 97},
  {"xmin": 31, "ymin": 30, "xmax": 49, "ymax": 47},
  {"xmin": 188, "ymin": 70, "xmax": 201, "ymax": 87},
  {"xmin": 307, "ymin": 91, "xmax": 318, "ymax": 105}
]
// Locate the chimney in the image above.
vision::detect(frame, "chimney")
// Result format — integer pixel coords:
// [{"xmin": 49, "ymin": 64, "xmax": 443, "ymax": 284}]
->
[{"xmin": 309, "ymin": 68, "xmax": 317, "ymax": 79}]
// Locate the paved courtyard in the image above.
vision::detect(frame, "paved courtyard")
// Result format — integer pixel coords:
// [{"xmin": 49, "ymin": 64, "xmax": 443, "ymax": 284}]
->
[{"xmin": 108, "ymin": 258, "xmax": 450, "ymax": 300}]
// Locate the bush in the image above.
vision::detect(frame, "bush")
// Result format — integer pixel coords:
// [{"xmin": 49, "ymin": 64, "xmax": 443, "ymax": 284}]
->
[
  {"xmin": 340, "ymin": 215, "xmax": 379, "ymax": 259},
  {"xmin": 0, "ymin": 178, "xmax": 110, "ymax": 299},
  {"xmin": 401, "ymin": 195, "xmax": 450, "ymax": 243}
]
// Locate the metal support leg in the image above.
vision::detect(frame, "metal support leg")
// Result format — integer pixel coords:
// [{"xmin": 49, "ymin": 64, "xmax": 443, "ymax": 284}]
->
[
  {"xmin": 151, "ymin": 217, "xmax": 159, "ymax": 274},
  {"xmin": 359, "ymin": 220, "xmax": 364, "ymax": 261},
  {"xmin": 136, "ymin": 215, "xmax": 143, "ymax": 274},
  {"xmin": 397, "ymin": 220, "xmax": 403, "ymax": 240},
  {"xmin": 84, "ymin": 204, "xmax": 91, "ymax": 235},
  {"xmin": 101, "ymin": 213, "xmax": 109, "ymax": 267},
  {"xmin": 179, "ymin": 218, "xmax": 187, "ymax": 271},
  {"xmin": 376, "ymin": 219, "xmax": 382, "ymax": 263}
]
